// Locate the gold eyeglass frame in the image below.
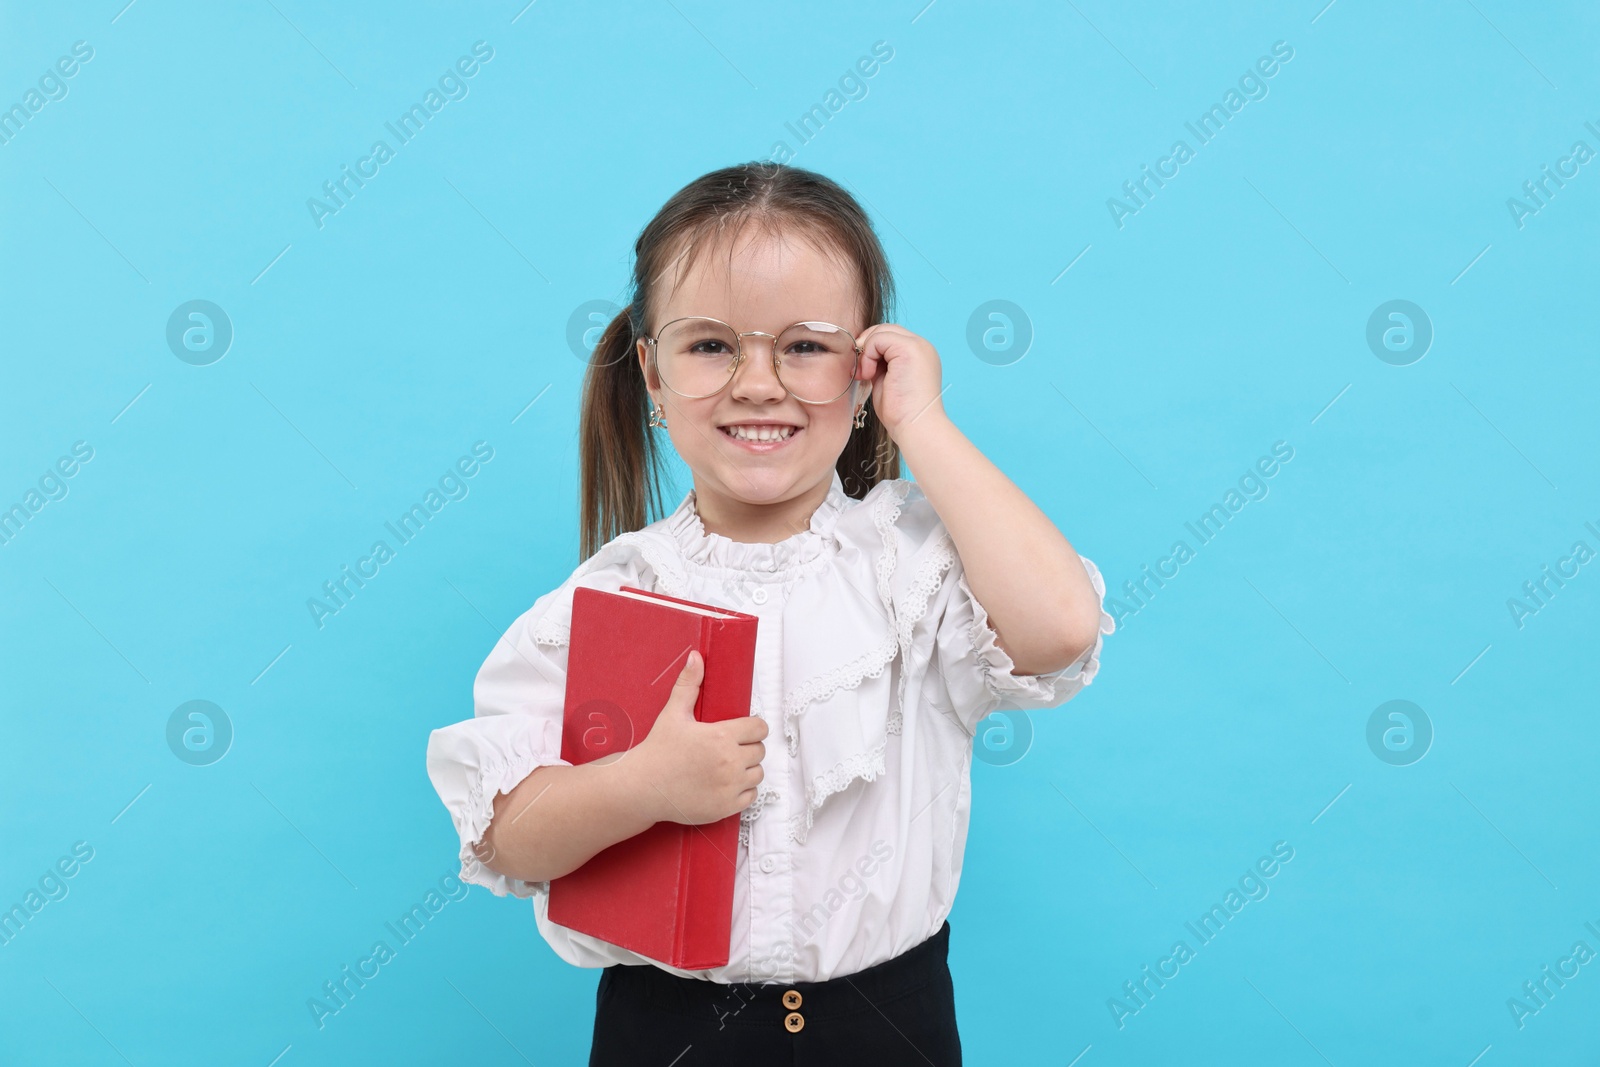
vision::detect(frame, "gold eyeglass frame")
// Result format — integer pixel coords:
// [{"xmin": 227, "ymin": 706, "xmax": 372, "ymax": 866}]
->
[{"xmin": 643, "ymin": 316, "xmax": 863, "ymax": 405}]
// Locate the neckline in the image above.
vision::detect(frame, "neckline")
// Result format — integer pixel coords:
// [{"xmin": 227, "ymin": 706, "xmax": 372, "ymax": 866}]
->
[{"xmin": 664, "ymin": 471, "xmax": 849, "ymax": 576}]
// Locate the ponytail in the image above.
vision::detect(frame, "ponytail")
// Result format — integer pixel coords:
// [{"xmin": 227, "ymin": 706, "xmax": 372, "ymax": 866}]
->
[{"xmin": 578, "ymin": 304, "xmax": 666, "ymax": 561}]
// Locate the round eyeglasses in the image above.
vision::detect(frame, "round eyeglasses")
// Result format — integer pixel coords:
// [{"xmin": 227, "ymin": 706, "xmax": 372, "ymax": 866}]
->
[{"xmin": 644, "ymin": 316, "xmax": 862, "ymax": 404}]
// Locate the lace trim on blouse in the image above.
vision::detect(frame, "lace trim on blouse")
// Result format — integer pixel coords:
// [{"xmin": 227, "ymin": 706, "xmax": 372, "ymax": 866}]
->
[
  {"xmin": 786, "ymin": 740, "xmax": 888, "ymax": 844},
  {"xmin": 889, "ymin": 528, "xmax": 958, "ymax": 737}
]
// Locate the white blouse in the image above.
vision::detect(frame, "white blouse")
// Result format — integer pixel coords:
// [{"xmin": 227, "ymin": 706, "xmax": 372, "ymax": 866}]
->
[{"xmin": 425, "ymin": 471, "xmax": 1112, "ymax": 984}]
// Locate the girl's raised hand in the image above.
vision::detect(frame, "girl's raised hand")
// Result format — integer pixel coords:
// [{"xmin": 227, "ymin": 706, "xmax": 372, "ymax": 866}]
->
[{"xmin": 854, "ymin": 324, "xmax": 947, "ymax": 439}]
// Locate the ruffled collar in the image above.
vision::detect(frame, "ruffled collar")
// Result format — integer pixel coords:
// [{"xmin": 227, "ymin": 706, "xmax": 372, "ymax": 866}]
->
[{"xmin": 663, "ymin": 471, "xmax": 850, "ymax": 575}]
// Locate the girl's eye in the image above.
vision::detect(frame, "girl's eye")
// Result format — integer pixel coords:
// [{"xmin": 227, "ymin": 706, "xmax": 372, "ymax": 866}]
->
[
  {"xmin": 689, "ymin": 340, "xmax": 732, "ymax": 355},
  {"xmin": 786, "ymin": 341, "xmax": 822, "ymax": 356}
]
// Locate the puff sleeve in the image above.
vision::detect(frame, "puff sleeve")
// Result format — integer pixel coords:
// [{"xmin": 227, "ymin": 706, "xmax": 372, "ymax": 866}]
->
[
  {"xmin": 938, "ymin": 558, "xmax": 1112, "ymax": 732},
  {"xmin": 425, "ymin": 592, "xmax": 572, "ymax": 899},
  {"xmin": 886, "ymin": 482, "xmax": 1114, "ymax": 735}
]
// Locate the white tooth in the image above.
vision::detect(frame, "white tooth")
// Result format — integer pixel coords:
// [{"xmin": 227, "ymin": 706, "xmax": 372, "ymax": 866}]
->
[{"xmin": 727, "ymin": 425, "xmax": 798, "ymax": 442}]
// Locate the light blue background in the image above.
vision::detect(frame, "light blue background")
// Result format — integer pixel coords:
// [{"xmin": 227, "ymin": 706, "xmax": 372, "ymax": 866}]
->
[{"xmin": 3, "ymin": 1, "xmax": 1597, "ymax": 1063}]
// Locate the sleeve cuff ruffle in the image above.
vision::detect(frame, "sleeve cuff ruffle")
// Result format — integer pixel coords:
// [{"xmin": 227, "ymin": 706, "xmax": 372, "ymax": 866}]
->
[
  {"xmin": 426, "ymin": 713, "xmax": 570, "ymax": 899},
  {"xmin": 959, "ymin": 554, "xmax": 1113, "ymax": 706}
]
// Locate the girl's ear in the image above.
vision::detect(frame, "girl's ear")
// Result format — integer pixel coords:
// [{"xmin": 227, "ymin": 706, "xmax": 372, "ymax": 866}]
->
[{"xmin": 636, "ymin": 337, "xmax": 661, "ymax": 394}]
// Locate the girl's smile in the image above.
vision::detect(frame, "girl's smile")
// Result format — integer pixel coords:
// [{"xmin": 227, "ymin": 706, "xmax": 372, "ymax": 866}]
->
[{"xmin": 717, "ymin": 420, "xmax": 801, "ymax": 449}]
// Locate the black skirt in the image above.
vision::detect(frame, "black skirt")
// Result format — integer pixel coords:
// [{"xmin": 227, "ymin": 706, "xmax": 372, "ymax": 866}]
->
[{"xmin": 587, "ymin": 920, "xmax": 962, "ymax": 1066}]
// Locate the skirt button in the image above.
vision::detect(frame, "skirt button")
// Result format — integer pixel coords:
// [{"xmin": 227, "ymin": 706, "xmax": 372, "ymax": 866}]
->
[
  {"xmin": 784, "ymin": 1011, "xmax": 805, "ymax": 1033},
  {"xmin": 782, "ymin": 989, "xmax": 802, "ymax": 1009}
]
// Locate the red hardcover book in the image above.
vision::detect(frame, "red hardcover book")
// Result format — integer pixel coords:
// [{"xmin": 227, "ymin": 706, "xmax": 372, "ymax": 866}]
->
[{"xmin": 546, "ymin": 585, "xmax": 758, "ymax": 970}]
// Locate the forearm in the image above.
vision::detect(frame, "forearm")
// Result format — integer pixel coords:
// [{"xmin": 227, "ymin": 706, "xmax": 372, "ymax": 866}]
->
[
  {"xmin": 894, "ymin": 414, "xmax": 1101, "ymax": 674},
  {"xmin": 477, "ymin": 754, "xmax": 660, "ymax": 884}
]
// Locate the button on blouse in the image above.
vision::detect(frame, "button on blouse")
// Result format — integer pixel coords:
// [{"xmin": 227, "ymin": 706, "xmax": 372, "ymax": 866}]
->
[{"xmin": 425, "ymin": 472, "xmax": 1113, "ymax": 983}]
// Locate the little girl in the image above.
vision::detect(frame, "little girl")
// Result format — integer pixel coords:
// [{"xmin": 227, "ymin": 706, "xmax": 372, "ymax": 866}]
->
[{"xmin": 426, "ymin": 162, "xmax": 1112, "ymax": 1065}]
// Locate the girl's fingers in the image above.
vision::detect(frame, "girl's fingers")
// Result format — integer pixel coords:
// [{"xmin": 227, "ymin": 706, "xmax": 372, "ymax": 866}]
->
[
  {"xmin": 857, "ymin": 327, "xmax": 908, "ymax": 369},
  {"xmin": 855, "ymin": 325, "xmax": 899, "ymax": 382},
  {"xmin": 856, "ymin": 350, "xmax": 882, "ymax": 383}
]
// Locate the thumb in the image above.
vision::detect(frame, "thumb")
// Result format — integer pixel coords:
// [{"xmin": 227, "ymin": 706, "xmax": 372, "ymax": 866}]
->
[{"xmin": 663, "ymin": 649, "xmax": 703, "ymax": 715}]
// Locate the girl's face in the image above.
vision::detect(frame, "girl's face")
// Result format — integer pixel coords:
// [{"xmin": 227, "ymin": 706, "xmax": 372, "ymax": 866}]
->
[{"xmin": 636, "ymin": 229, "xmax": 868, "ymax": 526}]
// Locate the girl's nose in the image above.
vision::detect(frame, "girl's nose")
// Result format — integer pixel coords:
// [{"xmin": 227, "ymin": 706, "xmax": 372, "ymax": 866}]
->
[{"xmin": 729, "ymin": 335, "xmax": 787, "ymax": 402}]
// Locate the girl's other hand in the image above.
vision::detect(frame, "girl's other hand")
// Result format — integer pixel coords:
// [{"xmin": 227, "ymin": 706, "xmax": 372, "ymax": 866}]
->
[
  {"xmin": 854, "ymin": 324, "xmax": 947, "ymax": 439},
  {"xmin": 629, "ymin": 651, "xmax": 767, "ymax": 826}
]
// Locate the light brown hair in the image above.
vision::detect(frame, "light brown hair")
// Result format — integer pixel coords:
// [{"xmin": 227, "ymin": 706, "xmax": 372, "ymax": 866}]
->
[{"xmin": 578, "ymin": 162, "xmax": 900, "ymax": 560}]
